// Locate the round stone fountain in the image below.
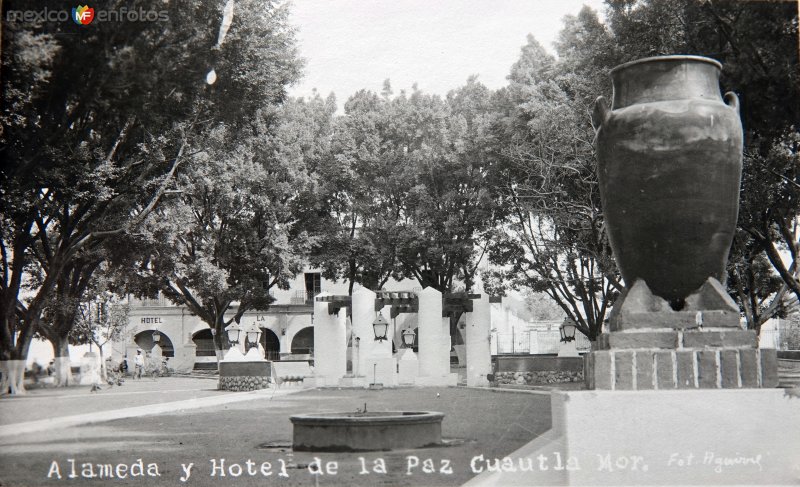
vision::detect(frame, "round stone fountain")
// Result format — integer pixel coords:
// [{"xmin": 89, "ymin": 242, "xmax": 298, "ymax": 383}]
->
[{"xmin": 290, "ymin": 411, "xmax": 445, "ymax": 452}]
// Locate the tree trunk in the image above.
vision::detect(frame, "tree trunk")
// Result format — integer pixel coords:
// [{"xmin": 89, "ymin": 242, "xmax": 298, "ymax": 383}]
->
[
  {"xmin": 96, "ymin": 342, "xmax": 107, "ymax": 382},
  {"xmin": 0, "ymin": 360, "xmax": 26, "ymax": 395},
  {"xmin": 0, "ymin": 328, "xmax": 34, "ymax": 395},
  {"xmin": 214, "ymin": 315, "xmax": 225, "ymax": 366},
  {"xmin": 51, "ymin": 336, "xmax": 75, "ymax": 387}
]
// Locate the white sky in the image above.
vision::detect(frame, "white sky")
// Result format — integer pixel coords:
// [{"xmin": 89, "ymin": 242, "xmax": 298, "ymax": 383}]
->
[{"xmin": 288, "ymin": 0, "xmax": 606, "ymax": 108}]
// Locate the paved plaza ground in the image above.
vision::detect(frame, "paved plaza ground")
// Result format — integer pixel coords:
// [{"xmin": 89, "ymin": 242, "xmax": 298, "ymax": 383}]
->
[{"xmin": 0, "ymin": 377, "xmax": 554, "ymax": 486}]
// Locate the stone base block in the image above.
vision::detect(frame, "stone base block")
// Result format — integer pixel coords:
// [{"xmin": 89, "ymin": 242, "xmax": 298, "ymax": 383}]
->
[
  {"xmin": 398, "ymin": 351, "xmax": 419, "ymax": 385},
  {"xmin": 306, "ymin": 375, "xmax": 344, "ymax": 387},
  {"xmin": 218, "ymin": 375, "xmax": 269, "ymax": 391},
  {"xmin": 597, "ymin": 329, "xmax": 757, "ymax": 350},
  {"xmin": 585, "ymin": 348, "xmax": 778, "ymax": 390},
  {"xmin": 364, "ymin": 356, "xmax": 397, "ymax": 387},
  {"xmin": 218, "ymin": 360, "xmax": 271, "ymax": 391},
  {"xmin": 610, "ymin": 278, "xmax": 741, "ymax": 331},
  {"xmin": 414, "ymin": 373, "xmax": 458, "ymax": 387},
  {"xmin": 338, "ymin": 376, "xmax": 368, "ymax": 388},
  {"xmin": 466, "ymin": 389, "xmax": 800, "ymax": 486}
]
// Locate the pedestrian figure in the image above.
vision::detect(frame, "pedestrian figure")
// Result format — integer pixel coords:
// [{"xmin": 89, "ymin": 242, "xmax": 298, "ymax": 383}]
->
[
  {"xmin": 145, "ymin": 351, "xmax": 158, "ymax": 380},
  {"xmin": 134, "ymin": 349, "xmax": 144, "ymax": 379}
]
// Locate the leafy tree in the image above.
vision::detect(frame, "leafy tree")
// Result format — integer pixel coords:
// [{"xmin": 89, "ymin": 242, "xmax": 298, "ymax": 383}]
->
[
  {"xmin": 487, "ymin": 20, "xmax": 621, "ymax": 341},
  {"xmin": 728, "ymin": 234, "xmax": 793, "ymax": 338},
  {"xmin": 524, "ymin": 291, "xmax": 569, "ymax": 322},
  {"xmin": 68, "ymin": 291, "xmax": 129, "ymax": 383},
  {"xmin": 314, "ymin": 80, "xmax": 505, "ymax": 299},
  {"xmin": 387, "ymin": 79, "xmax": 504, "ymax": 297},
  {"xmin": 0, "ymin": 0, "xmax": 301, "ymax": 393},
  {"xmin": 130, "ymin": 102, "xmax": 316, "ymax": 354},
  {"xmin": 309, "ymin": 85, "xmax": 412, "ymax": 294}
]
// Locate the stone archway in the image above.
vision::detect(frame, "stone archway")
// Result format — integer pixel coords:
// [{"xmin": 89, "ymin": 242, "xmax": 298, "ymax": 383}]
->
[
  {"xmin": 134, "ymin": 330, "xmax": 174, "ymax": 357},
  {"xmin": 290, "ymin": 326, "xmax": 314, "ymax": 355},
  {"xmin": 191, "ymin": 329, "xmax": 216, "ymax": 369},
  {"xmin": 260, "ymin": 328, "xmax": 280, "ymax": 360}
]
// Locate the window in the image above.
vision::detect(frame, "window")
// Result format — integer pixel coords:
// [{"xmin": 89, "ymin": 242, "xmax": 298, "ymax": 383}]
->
[{"xmin": 304, "ymin": 272, "xmax": 321, "ymax": 302}]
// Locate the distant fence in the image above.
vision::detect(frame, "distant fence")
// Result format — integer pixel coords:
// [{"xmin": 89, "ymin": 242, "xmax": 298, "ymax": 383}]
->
[
  {"xmin": 759, "ymin": 329, "xmax": 779, "ymax": 349},
  {"xmin": 495, "ymin": 330, "xmax": 592, "ymax": 355}
]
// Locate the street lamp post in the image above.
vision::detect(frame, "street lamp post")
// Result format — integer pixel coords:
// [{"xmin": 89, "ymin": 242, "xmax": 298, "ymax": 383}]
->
[
  {"xmin": 225, "ymin": 322, "xmax": 243, "ymax": 347},
  {"xmin": 245, "ymin": 324, "xmax": 263, "ymax": 359},
  {"xmin": 369, "ymin": 313, "xmax": 390, "ymax": 389},
  {"xmin": 401, "ymin": 329, "xmax": 416, "ymax": 349},
  {"xmin": 372, "ymin": 313, "xmax": 389, "ymax": 342},
  {"xmin": 397, "ymin": 327, "xmax": 419, "ymax": 385},
  {"xmin": 221, "ymin": 322, "xmax": 244, "ymax": 361},
  {"xmin": 558, "ymin": 318, "xmax": 580, "ymax": 358},
  {"xmin": 559, "ymin": 318, "xmax": 577, "ymax": 343}
]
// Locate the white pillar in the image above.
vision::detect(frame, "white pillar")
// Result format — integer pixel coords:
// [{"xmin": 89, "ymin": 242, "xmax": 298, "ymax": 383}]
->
[
  {"xmin": 278, "ymin": 315, "xmax": 290, "ymax": 355},
  {"xmin": 397, "ymin": 348, "xmax": 419, "ymax": 384},
  {"xmin": 466, "ymin": 293, "xmax": 492, "ymax": 387},
  {"xmin": 417, "ymin": 287, "xmax": 447, "ymax": 378},
  {"xmin": 558, "ymin": 339, "xmax": 580, "ymax": 357},
  {"xmin": 313, "ymin": 292, "xmax": 347, "ymax": 385},
  {"xmin": 352, "ymin": 288, "xmax": 377, "ymax": 377},
  {"xmin": 442, "ymin": 316, "xmax": 453, "ymax": 372}
]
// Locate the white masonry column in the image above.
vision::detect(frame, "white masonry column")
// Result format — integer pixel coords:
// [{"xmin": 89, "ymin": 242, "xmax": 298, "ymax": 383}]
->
[
  {"xmin": 370, "ymin": 304, "xmax": 397, "ymax": 386},
  {"xmin": 352, "ymin": 288, "xmax": 395, "ymax": 386},
  {"xmin": 466, "ymin": 293, "xmax": 492, "ymax": 387},
  {"xmin": 351, "ymin": 288, "xmax": 376, "ymax": 377},
  {"xmin": 442, "ymin": 316, "xmax": 453, "ymax": 373},
  {"xmin": 352, "ymin": 288, "xmax": 397, "ymax": 383},
  {"xmin": 416, "ymin": 287, "xmax": 455, "ymax": 385},
  {"xmin": 312, "ymin": 293, "xmax": 347, "ymax": 386},
  {"xmin": 417, "ymin": 287, "xmax": 443, "ymax": 378}
]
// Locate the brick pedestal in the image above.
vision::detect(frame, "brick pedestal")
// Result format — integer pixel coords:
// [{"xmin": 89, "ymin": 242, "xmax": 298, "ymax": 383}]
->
[
  {"xmin": 586, "ymin": 279, "xmax": 779, "ymax": 390},
  {"xmin": 585, "ymin": 347, "xmax": 778, "ymax": 390}
]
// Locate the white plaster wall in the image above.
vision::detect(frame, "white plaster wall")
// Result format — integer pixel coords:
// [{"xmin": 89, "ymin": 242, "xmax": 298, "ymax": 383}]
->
[{"xmin": 312, "ymin": 293, "xmax": 347, "ymax": 381}]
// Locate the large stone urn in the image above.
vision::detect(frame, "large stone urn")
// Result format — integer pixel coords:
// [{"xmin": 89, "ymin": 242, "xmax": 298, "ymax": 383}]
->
[
  {"xmin": 585, "ymin": 55, "xmax": 777, "ymax": 391},
  {"xmin": 593, "ymin": 55, "xmax": 742, "ymax": 306}
]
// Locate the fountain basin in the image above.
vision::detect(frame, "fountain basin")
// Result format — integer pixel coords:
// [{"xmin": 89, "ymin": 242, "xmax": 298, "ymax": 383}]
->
[{"xmin": 290, "ymin": 411, "xmax": 445, "ymax": 451}]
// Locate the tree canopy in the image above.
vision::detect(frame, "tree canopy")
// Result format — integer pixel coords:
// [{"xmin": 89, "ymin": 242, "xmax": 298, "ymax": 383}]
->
[
  {"xmin": 0, "ymin": 0, "xmax": 303, "ymax": 392},
  {"xmin": 2, "ymin": 0, "xmax": 797, "ymax": 395}
]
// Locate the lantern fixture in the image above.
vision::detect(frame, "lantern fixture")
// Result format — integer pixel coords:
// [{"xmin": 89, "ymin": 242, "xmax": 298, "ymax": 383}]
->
[
  {"xmin": 246, "ymin": 324, "xmax": 262, "ymax": 349},
  {"xmin": 152, "ymin": 329, "xmax": 161, "ymax": 343},
  {"xmin": 372, "ymin": 312, "xmax": 389, "ymax": 342},
  {"xmin": 559, "ymin": 318, "xmax": 577, "ymax": 343},
  {"xmin": 225, "ymin": 322, "xmax": 243, "ymax": 345},
  {"xmin": 401, "ymin": 329, "xmax": 416, "ymax": 348}
]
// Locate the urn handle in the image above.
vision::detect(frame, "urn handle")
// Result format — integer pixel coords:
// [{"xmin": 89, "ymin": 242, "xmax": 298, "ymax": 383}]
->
[
  {"xmin": 723, "ymin": 91, "xmax": 740, "ymax": 114},
  {"xmin": 592, "ymin": 96, "xmax": 610, "ymax": 131}
]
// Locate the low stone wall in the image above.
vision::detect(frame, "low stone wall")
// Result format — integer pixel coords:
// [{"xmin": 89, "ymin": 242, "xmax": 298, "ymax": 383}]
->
[
  {"xmin": 494, "ymin": 355, "xmax": 584, "ymax": 373},
  {"xmin": 495, "ymin": 370, "xmax": 583, "ymax": 385},
  {"xmin": 219, "ymin": 375, "xmax": 269, "ymax": 391},
  {"xmin": 218, "ymin": 361, "xmax": 271, "ymax": 392},
  {"xmin": 778, "ymin": 350, "xmax": 800, "ymax": 360}
]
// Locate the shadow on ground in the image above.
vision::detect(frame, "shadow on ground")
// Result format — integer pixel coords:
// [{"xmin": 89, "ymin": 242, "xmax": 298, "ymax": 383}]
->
[{"xmin": 0, "ymin": 387, "xmax": 551, "ymax": 486}]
